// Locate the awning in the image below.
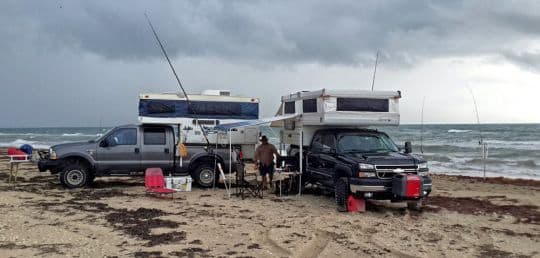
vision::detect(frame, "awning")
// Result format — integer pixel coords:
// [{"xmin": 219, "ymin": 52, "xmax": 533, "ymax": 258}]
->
[{"xmin": 213, "ymin": 114, "xmax": 299, "ymax": 131}]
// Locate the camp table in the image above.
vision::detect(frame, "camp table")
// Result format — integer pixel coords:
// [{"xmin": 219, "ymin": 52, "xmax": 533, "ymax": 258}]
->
[{"xmin": 7, "ymin": 154, "xmax": 32, "ymax": 183}]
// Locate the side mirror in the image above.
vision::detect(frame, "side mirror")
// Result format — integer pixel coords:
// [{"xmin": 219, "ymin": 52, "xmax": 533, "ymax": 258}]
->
[
  {"xmin": 99, "ymin": 140, "xmax": 108, "ymax": 148},
  {"xmin": 404, "ymin": 141, "xmax": 412, "ymax": 154}
]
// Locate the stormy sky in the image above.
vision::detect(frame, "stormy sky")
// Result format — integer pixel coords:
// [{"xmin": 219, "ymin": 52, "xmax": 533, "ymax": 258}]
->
[{"xmin": 0, "ymin": 0, "xmax": 539, "ymax": 127}]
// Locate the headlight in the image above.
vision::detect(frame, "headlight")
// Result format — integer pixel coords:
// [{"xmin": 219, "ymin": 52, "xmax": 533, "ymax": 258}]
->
[
  {"xmin": 359, "ymin": 163, "xmax": 375, "ymax": 170},
  {"xmin": 417, "ymin": 162, "xmax": 428, "ymax": 170},
  {"xmin": 49, "ymin": 148, "xmax": 58, "ymax": 160},
  {"xmin": 358, "ymin": 171, "xmax": 377, "ymax": 178}
]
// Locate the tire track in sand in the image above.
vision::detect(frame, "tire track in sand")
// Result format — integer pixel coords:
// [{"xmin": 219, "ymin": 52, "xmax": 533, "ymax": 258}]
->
[{"xmin": 294, "ymin": 230, "xmax": 332, "ymax": 258}]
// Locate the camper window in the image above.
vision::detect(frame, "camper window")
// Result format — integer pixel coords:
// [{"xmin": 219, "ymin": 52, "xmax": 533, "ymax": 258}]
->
[
  {"xmin": 144, "ymin": 128, "xmax": 166, "ymax": 145},
  {"xmin": 284, "ymin": 101, "xmax": 295, "ymax": 114},
  {"xmin": 146, "ymin": 101, "xmax": 176, "ymax": 114},
  {"xmin": 302, "ymin": 99, "xmax": 317, "ymax": 113},
  {"xmin": 189, "ymin": 102, "xmax": 242, "ymax": 116},
  {"xmin": 336, "ymin": 98, "xmax": 389, "ymax": 112}
]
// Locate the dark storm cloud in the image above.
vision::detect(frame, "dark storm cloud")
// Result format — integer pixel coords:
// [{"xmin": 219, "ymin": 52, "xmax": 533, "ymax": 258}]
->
[
  {"xmin": 2, "ymin": 0, "xmax": 540, "ymax": 67},
  {"xmin": 1, "ymin": 0, "xmax": 540, "ymax": 127}
]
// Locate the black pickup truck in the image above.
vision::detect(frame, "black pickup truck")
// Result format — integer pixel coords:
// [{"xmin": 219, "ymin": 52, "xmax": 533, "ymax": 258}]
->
[
  {"xmin": 294, "ymin": 128, "xmax": 432, "ymax": 211},
  {"xmin": 38, "ymin": 124, "xmax": 237, "ymax": 188}
]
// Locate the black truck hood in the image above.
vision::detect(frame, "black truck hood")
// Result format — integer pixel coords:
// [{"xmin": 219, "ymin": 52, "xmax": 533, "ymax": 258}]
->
[{"xmin": 339, "ymin": 152, "xmax": 425, "ymax": 166}]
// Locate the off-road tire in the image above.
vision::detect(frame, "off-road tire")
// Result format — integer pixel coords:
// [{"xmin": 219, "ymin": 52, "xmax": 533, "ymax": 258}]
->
[
  {"xmin": 335, "ymin": 177, "xmax": 349, "ymax": 212},
  {"xmin": 193, "ymin": 164, "xmax": 217, "ymax": 188},
  {"xmin": 60, "ymin": 162, "xmax": 90, "ymax": 189},
  {"xmin": 407, "ymin": 198, "xmax": 425, "ymax": 211}
]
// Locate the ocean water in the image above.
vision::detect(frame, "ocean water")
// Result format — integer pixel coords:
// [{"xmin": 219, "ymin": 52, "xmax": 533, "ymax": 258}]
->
[
  {"xmin": 1, "ymin": 124, "xmax": 539, "ymax": 179},
  {"xmin": 262, "ymin": 124, "xmax": 540, "ymax": 180}
]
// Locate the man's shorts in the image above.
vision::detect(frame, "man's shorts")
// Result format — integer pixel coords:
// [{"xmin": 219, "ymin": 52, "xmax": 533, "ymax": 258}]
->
[{"xmin": 259, "ymin": 163, "xmax": 274, "ymax": 176}]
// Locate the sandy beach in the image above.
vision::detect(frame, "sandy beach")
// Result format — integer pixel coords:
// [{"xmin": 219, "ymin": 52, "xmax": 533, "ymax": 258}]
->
[{"xmin": 0, "ymin": 148, "xmax": 539, "ymax": 258}]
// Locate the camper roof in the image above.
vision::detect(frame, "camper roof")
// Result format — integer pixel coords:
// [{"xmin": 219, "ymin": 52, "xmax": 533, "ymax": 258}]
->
[
  {"xmin": 139, "ymin": 92, "xmax": 259, "ymax": 103},
  {"xmin": 281, "ymin": 89, "xmax": 401, "ymax": 102}
]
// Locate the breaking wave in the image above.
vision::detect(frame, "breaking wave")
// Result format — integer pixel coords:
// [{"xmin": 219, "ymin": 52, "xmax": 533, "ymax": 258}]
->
[
  {"xmin": 0, "ymin": 139, "xmax": 50, "ymax": 149},
  {"xmin": 447, "ymin": 129, "xmax": 472, "ymax": 133}
]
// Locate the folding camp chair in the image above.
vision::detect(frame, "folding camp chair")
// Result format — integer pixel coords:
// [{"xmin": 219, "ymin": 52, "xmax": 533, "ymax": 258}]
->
[
  {"xmin": 235, "ymin": 163, "xmax": 263, "ymax": 199},
  {"xmin": 145, "ymin": 168, "xmax": 175, "ymax": 199}
]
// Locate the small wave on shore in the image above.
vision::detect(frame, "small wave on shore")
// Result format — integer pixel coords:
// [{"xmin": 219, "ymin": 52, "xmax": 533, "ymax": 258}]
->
[
  {"xmin": 447, "ymin": 129, "xmax": 472, "ymax": 133},
  {"xmin": 0, "ymin": 139, "xmax": 51, "ymax": 149}
]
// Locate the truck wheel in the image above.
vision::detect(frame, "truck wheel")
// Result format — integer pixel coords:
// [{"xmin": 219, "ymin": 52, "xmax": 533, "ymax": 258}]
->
[
  {"xmin": 407, "ymin": 198, "xmax": 424, "ymax": 211},
  {"xmin": 60, "ymin": 163, "xmax": 89, "ymax": 189},
  {"xmin": 335, "ymin": 177, "xmax": 349, "ymax": 212},
  {"xmin": 193, "ymin": 164, "xmax": 217, "ymax": 188}
]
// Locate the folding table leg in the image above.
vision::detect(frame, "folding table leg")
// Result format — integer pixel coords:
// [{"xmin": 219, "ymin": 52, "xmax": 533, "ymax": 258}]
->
[
  {"xmin": 9, "ymin": 163, "xmax": 14, "ymax": 183},
  {"xmin": 14, "ymin": 164, "xmax": 19, "ymax": 183}
]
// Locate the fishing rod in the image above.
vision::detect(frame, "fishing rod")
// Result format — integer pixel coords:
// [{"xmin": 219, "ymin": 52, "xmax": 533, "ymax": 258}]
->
[
  {"xmin": 420, "ymin": 96, "xmax": 425, "ymax": 154},
  {"xmin": 468, "ymin": 87, "xmax": 488, "ymax": 180},
  {"xmin": 144, "ymin": 13, "xmax": 210, "ymax": 146},
  {"xmin": 371, "ymin": 50, "xmax": 379, "ymax": 91}
]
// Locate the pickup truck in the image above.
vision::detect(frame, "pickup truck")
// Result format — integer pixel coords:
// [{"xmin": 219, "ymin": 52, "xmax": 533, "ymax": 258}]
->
[
  {"xmin": 38, "ymin": 124, "xmax": 237, "ymax": 188},
  {"xmin": 292, "ymin": 128, "xmax": 432, "ymax": 211}
]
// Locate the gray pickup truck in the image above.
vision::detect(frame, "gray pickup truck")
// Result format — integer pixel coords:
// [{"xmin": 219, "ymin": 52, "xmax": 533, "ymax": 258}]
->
[{"xmin": 38, "ymin": 124, "xmax": 236, "ymax": 188}]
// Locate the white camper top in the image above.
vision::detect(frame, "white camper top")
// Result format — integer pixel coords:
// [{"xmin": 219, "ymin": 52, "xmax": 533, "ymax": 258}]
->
[
  {"xmin": 139, "ymin": 92, "xmax": 259, "ymax": 103},
  {"xmin": 281, "ymin": 89, "xmax": 401, "ymax": 101},
  {"xmin": 280, "ymin": 88, "xmax": 401, "ymax": 126}
]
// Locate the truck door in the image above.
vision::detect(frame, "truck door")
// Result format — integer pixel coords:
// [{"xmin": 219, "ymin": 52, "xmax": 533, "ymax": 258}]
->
[
  {"xmin": 141, "ymin": 127, "xmax": 173, "ymax": 171},
  {"xmin": 307, "ymin": 133, "xmax": 337, "ymax": 186},
  {"xmin": 96, "ymin": 127, "xmax": 141, "ymax": 173}
]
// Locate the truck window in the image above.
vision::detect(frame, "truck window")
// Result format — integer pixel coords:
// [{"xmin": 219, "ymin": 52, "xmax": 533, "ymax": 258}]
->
[
  {"xmin": 312, "ymin": 133, "xmax": 335, "ymax": 153},
  {"xmin": 107, "ymin": 128, "xmax": 137, "ymax": 145},
  {"xmin": 338, "ymin": 134, "xmax": 398, "ymax": 153},
  {"xmin": 144, "ymin": 128, "xmax": 166, "ymax": 145}
]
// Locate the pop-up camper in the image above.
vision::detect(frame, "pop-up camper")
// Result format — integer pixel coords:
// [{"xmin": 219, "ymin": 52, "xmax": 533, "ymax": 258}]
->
[
  {"xmin": 279, "ymin": 89, "xmax": 401, "ymax": 145},
  {"xmin": 138, "ymin": 90, "xmax": 260, "ymax": 158}
]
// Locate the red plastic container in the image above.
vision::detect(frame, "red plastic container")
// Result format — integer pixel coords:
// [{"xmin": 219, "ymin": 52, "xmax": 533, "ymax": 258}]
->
[
  {"xmin": 392, "ymin": 174, "xmax": 422, "ymax": 198},
  {"xmin": 347, "ymin": 195, "xmax": 365, "ymax": 212},
  {"xmin": 405, "ymin": 175, "xmax": 421, "ymax": 198}
]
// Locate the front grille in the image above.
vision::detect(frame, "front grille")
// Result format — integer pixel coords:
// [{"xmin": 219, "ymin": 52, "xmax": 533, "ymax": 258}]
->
[{"xmin": 374, "ymin": 165, "xmax": 418, "ymax": 179}]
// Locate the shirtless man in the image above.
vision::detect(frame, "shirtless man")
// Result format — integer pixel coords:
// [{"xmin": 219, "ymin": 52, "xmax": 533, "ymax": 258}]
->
[{"xmin": 254, "ymin": 135, "xmax": 280, "ymax": 189}]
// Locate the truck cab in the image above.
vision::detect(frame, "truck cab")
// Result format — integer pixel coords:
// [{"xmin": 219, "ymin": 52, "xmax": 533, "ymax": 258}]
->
[{"xmin": 304, "ymin": 128, "xmax": 432, "ymax": 211}]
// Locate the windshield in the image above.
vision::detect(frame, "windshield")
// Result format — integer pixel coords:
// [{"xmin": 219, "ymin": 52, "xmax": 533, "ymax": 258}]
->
[{"xmin": 337, "ymin": 133, "xmax": 399, "ymax": 153}]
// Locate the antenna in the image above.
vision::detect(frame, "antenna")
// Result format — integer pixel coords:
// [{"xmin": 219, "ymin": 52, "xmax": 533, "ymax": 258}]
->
[
  {"xmin": 420, "ymin": 96, "xmax": 425, "ymax": 154},
  {"xmin": 371, "ymin": 50, "xmax": 379, "ymax": 91},
  {"xmin": 468, "ymin": 86, "xmax": 488, "ymax": 179},
  {"xmin": 144, "ymin": 13, "xmax": 210, "ymax": 146}
]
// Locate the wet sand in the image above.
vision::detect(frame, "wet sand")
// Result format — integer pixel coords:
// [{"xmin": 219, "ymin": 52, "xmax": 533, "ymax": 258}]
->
[{"xmin": 0, "ymin": 149, "xmax": 539, "ymax": 257}]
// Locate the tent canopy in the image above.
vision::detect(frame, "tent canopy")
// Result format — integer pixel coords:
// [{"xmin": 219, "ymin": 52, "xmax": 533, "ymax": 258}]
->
[{"xmin": 213, "ymin": 114, "xmax": 299, "ymax": 131}]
